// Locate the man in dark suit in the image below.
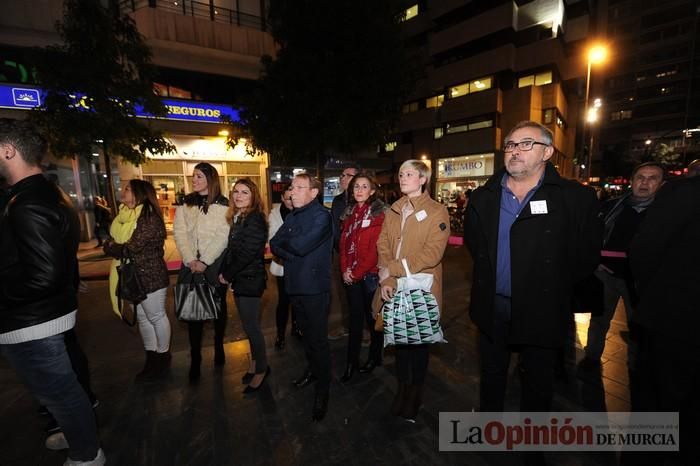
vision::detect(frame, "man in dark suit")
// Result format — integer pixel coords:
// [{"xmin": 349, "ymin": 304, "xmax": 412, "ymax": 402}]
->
[
  {"xmin": 270, "ymin": 173, "xmax": 333, "ymax": 421},
  {"xmin": 464, "ymin": 120, "xmax": 601, "ymax": 412},
  {"xmin": 627, "ymin": 175, "xmax": 700, "ymax": 466}
]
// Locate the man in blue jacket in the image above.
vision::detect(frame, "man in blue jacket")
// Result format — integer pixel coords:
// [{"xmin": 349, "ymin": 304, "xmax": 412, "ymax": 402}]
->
[{"xmin": 270, "ymin": 173, "xmax": 333, "ymax": 421}]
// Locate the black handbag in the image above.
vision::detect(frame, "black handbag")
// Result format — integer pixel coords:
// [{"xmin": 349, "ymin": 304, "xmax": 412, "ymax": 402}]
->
[
  {"xmin": 116, "ymin": 247, "xmax": 147, "ymax": 305},
  {"xmin": 174, "ymin": 267, "xmax": 221, "ymax": 321}
]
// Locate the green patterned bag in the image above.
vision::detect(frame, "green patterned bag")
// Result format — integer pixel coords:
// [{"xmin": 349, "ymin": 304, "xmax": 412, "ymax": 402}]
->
[{"xmin": 382, "ymin": 259, "xmax": 446, "ymax": 346}]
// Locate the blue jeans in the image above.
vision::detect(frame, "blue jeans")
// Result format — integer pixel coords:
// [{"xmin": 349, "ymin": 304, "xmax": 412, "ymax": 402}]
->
[{"xmin": 1, "ymin": 333, "xmax": 99, "ymax": 461}]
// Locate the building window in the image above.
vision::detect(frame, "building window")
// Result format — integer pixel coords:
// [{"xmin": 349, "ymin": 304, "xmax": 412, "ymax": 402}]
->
[
  {"xmin": 470, "ymin": 77, "xmax": 492, "ymax": 93},
  {"xmin": 468, "ymin": 120, "xmax": 492, "ymax": 130},
  {"xmin": 384, "ymin": 141, "xmax": 397, "ymax": 152},
  {"xmin": 534, "ymin": 71, "xmax": 552, "ymax": 86},
  {"xmin": 426, "ymin": 94, "xmax": 445, "ymax": 108},
  {"xmin": 402, "ymin": 101, "xmax": 419, "ymax": 113},
  {"xmin": 402, "ymin": 4, "xmax": 419, "ymax": 21},
  {"xmin": 610, "ymin": 110, "xmax": 633, "ymax": 121},
  {"xmin": 543, "ymin": 109, "xmax": 554, "ymax": 124},
  {"xmin": 446, "ymin": 123, "xmax": 469, "ymax": 135},
  {"xmin": 434, "ymin": 127, "xmax": 444, "ymax": 139},
  {"xmin": 449, "ymin": 83, "xmax": 469, "ymax": 98},
  {"xmin": 448, "ymin": 76, "xmax": 493, "ymax": 98},
  {"xmin": 518, "ymin": 71, "xmax": 553, "ymax": 88}
]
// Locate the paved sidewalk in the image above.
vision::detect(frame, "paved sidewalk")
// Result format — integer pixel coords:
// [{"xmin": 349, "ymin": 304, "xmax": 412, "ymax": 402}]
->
[{"xmin": 1, "ymin": 244, "xmax": 633, "ymax": 465}]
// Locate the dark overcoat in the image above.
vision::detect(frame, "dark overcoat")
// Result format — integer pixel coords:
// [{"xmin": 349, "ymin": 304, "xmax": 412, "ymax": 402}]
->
[
  {"xmin": 464, "ymin": 163, "xmax": 601, "ymax": 348},
  {"xmin": 630, "ymin": 176, "xmax": 700, "ymax": 344}
]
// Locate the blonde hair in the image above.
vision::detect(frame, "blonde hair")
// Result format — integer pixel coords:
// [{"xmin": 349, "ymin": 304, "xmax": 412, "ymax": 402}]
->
[{"xmin": 399, "ymin": 159, "xmax": 431, "ymax": 191}]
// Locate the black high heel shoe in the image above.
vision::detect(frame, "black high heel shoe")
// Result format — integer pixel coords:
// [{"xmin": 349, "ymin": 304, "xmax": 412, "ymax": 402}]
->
[
  {"xmin": 339, "ymin": 364, "xmax": 356, "ymax": 383},
  {"xmin": 358, "ymin": 359, "xmax": 381, "ymax": 374},
  {"xmin": 243, "ymin": 366, "xmax": 271, "ymax": 394}
]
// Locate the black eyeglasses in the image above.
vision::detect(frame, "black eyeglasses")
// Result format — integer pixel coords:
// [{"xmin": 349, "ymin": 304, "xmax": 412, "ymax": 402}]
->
[{"xmin": 503, "ymin": 140, "xmax": 549, "ymax": 153}]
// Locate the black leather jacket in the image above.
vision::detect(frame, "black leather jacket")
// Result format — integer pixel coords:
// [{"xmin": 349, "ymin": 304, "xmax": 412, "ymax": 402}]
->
[{"xmin": 0, "ymin": 174, "xmax": 80, "ymax": 333}]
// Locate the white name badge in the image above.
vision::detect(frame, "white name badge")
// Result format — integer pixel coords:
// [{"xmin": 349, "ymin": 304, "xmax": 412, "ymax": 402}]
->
[
  {"xmin": 415, "ymin": 210, "xmax": 428, "ymax": 222},
  {"xmin": 529, "ymin": 200, "xmax": 548, "ymax": 214},
  {"xmin": 361, "ymin": 219, "xmax": 371, "ymax": 228}
]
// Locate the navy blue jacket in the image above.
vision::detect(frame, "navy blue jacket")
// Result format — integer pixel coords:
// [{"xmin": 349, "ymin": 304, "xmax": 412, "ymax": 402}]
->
[{"xmin": 270, "ymin": 200, "xmax": 333, "ymax": 295}]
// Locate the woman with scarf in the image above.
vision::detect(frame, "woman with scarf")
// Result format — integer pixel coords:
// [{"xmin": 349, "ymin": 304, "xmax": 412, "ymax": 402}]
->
[
  {"xmin": 173, "ymin": 163, "xmax": 230, "ymax": 382},
  {"xmin": 104, "ymin": 180, "xmax": 171, "ymax": 381},
  {"xmin": 338, "ymin": 173, "xmax": 387, "ymax": 383}
]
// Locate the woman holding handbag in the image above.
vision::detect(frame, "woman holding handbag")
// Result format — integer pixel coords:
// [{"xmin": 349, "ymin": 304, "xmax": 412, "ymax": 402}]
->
[
  {"xmin": 173, "ymin": 162, "xmax": 230, "ymax": 382},
  {"xmin": 375, "ymin": 160, "xmax": 450, "ymax": 422},
  {"xmin": 268, "ymin": 186, "xmax": 300, "ymax": 350},
  {"xmin": 339, "ymin": 173, "xmax": 387, "ymax": 383},
  {"xmin": 219, "ymin": 178, "xmax": 270, "ymax": 393},
  {"xmin": 104, "ymin": 180, "xmax": 171, "ymax": 381}
]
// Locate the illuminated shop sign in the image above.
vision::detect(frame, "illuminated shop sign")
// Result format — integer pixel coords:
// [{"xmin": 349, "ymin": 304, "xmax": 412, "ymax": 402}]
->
[
  {"xmin": 438, "ymin": 154, "xmax": 495, "ymax": 178},
  {"xmin": 0, "ymin": 83, "xmax": 239, "ymax": 123}
]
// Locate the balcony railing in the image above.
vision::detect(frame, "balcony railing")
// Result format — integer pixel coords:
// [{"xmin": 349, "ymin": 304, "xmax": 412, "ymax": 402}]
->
[{"xmin": 120, "ymin": 0, "xmax": 267, "ymax": 31}]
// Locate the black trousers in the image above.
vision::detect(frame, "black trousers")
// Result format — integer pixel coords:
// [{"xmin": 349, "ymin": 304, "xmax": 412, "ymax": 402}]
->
[
  {"xmin": 478, "ymin": 295, "xmax": 558, "ymax": 412},
  {"xmin": 275, "ymin": 276, "xmax": 297, "ymax": 338},
  {"xmin": 290, "ymin": 293, "xmax": 331, "ymax": 391},
  {"xmin": 345, "ymin": 274, "xmax": 382, "ymax": 366},
  {"xmin": 396, "ymin": 344, "xmax": 430, "ymax": 385},
  {"xmin": 187, "ymin": 286, "xmax": 228, "ymax": 361}
]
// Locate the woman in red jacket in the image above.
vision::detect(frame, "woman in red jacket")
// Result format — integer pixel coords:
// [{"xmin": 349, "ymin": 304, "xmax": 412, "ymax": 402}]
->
[{"xmin": 339, "ymin": 173, "xmax": 387, "ymax": 383}]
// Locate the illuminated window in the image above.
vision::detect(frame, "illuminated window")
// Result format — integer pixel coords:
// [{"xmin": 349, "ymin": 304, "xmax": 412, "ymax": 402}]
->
[
  {"xmin": 434, "ymin": 127, "xmax": 444, "ymax": 139},
  {"xmin": 446, "ymin": 123, "xmax": 469, "ymax": 134},
  {"xmin": 518, "ymin": 71, "xmax": 553, "ymax": 88},
  {"xmin": 610, "ymin": 110, "xmax": 633, "ymax": 121},
  {"xmin": 468, "ymin": 120, "xmax": 492, "ymax": 130},
  {"xmin": 449, "ymin": 83, "xmax": 468, "ymax": 98},
  {"xmin": 470, "ymin": 77, "xmax": 492, "ymax": 93},
  {"xmin": 426, "ymin": 94, "xmax": 445, "ymax": 108},
  {"xmin": 543, "ymin": 109, "xmax": 554, "ymax": 124},
  {"xmin": 535, "ymin": 71, "xmax": 552, "ymax": 86},
  {"xmin": 518, "ymin": 75, "xmax": 535, "ymax": 88},
  {"xmin": 384, "ymin": 141, "xmax": 397, "ymax": 152},
  {"xmin": 402, "ymin": 4, "xmax": 419, "ymax": 21}
]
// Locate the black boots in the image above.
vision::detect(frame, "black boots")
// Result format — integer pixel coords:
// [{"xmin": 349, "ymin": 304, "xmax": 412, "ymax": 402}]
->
[
  {"xmin": 136, "ymin": 351, "xmax": 170, "ymax": 382},
  {"xmin": 189, "ymin": 352, "xmax": 201, "ymax": 383},
  {"xmin": 358, "ymin": 359, "xmax": 381, "ymax": 374},
  {"xmin": 292, "ymin": 370, "xmax": 317, "ymax": 388},
  {"xmin": 401, "ymin": 384, "xmax": 423, "ymax": 423},
  {"xmin": 312, "ymin": 390, "xmax": 329, "ymax": 422},
  {"xmin": 135, "ymin": 351, "xmax": 156, "ymax": 382},
  {"xmin": 390, "ymin": 382, "xmax": 423, "ymax": 422},
  {"xmin": 340, "ymin": 364, "xmax": 356, "ymax": 383}
]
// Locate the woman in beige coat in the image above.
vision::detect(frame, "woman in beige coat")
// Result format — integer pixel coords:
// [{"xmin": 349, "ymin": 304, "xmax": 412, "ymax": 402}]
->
[{"xmin": 376, "ymin": 159, "xmax": 450, "ymax": 423}]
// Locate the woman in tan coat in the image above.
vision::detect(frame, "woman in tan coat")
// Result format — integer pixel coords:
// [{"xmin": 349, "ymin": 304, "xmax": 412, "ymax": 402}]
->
[{"xmin": 376, "ymin": 160, "xmax": 450, "ymax": 423}]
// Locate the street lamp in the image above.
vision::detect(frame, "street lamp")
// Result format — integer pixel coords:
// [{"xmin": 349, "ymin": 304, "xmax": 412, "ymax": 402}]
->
[{"xmin": 582, "ymin": 44, "xmax": 608, "ymax": 181}]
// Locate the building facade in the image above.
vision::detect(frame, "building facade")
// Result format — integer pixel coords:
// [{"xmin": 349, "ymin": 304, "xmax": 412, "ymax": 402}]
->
[
  {"xmin": 0, "ymin": 0, "xmax": 274, "ymax": 235},
  {"xmin": 387, "ymin": 0, "xmax": 592, "ymax": 206}
]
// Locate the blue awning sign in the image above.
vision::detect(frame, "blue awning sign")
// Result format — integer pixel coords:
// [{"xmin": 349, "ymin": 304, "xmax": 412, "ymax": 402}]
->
[{"xmin": 11, "ymin": 87, "xmax": 40, "ymax": 107}]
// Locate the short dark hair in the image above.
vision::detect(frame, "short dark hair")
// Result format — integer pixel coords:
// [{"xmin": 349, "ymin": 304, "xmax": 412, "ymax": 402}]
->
[
  {"xmin": 294, "ymin": 173, "xmax": 322, "ymax": 191},
  {"xmin": 0, "ymin": 118, "xmax": 47, "ymax": 166},
  {"xmin": 631, "ymin": 161, "xmax": 664, "ymax": 179}
]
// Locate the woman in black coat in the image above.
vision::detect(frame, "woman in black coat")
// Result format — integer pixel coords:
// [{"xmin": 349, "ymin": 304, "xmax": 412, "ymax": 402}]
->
[{"xmin": 219, "ymin": 178, "xmax": 269, "ymax": 393}]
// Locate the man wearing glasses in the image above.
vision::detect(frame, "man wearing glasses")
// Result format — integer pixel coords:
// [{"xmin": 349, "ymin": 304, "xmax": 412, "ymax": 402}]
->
[
  {"xmin": 270, "ymin": 174, "xmax": 333, "ymax": 421},
  {"xmin": 464, "ymin": 120, "xmax": 601, "ymax": 413},
  {"xmin": 328, "ymin": 166, "xmax": 359, "ymax": 340}
]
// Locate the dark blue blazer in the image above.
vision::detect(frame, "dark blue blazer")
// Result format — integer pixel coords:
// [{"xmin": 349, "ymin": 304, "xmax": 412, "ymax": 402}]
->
[{"xmin": 270, "ymin": 200, "xmax": 333, "ymax": 295}]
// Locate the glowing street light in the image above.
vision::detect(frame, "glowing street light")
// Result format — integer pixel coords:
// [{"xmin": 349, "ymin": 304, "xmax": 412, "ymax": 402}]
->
[{"xmin": 582, "ymin": 44, "xmax": 609, "ymax": 181}]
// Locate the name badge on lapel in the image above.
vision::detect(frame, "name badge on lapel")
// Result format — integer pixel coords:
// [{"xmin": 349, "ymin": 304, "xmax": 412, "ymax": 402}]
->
[
  {"xmin": 529, "ymin": 200, "xmax": 548, "ymax": 214},
  {"xmin": 361, "ymin": 219, "xmax": 371, "ymax": 228},
  {"xmin": 415, "ymin": 210, "xmax": 428, "ymax": 222}
]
